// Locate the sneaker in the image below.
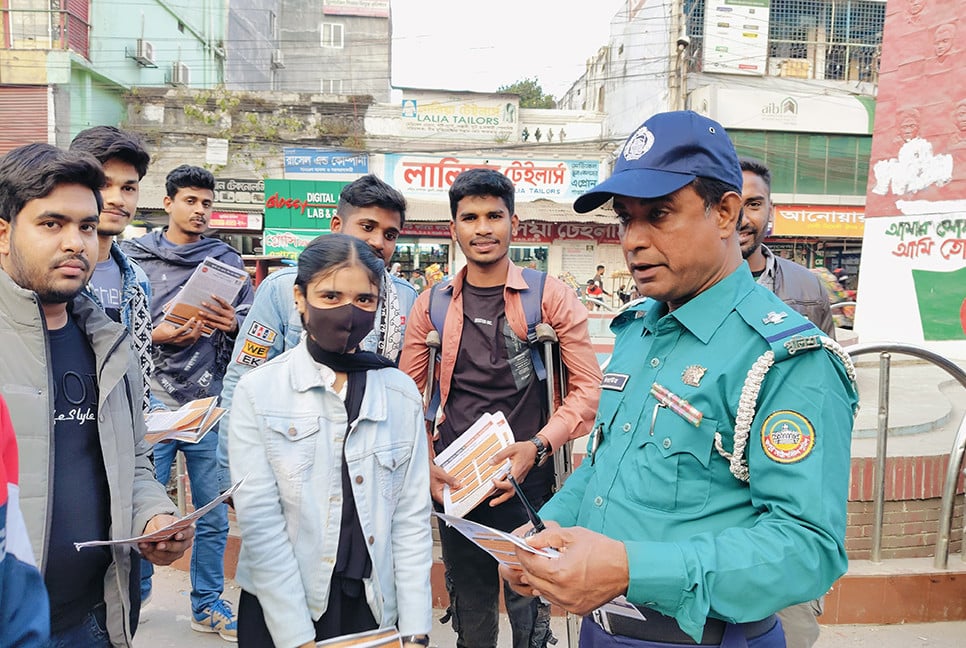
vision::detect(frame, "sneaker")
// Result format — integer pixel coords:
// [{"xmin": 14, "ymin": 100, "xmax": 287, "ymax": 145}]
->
[{"xmin": 191, "ymin": 599, "xmax": 238, "ymax": 642}]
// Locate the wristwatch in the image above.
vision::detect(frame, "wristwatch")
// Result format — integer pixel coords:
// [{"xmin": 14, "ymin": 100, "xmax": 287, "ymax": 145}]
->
[
  {"xmin": 529, "ymin": 435, "xmax": 550, "ymax": 467},
  {"xmin": 402, "ymin": 635, "xmax": 430, "ymax": 647}
]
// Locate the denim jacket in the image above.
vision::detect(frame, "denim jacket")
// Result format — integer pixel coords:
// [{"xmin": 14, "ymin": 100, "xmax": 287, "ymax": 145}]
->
[
  {"xmin": 218, "ymin": 267, "xmax": 418, "ymax": 491},
  {"xmin": 228, "ymin": 342, "xmax": 432, "ymax": 648},
  {"xmin": 86, "ymin": 241, "xmax": 162, "ymax": 412}
]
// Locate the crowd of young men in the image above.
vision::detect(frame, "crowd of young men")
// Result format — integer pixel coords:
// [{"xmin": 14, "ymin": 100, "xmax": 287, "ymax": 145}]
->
[{"xmin": 0, "ymin": 116, "xmax": 853, "ymax": 648}]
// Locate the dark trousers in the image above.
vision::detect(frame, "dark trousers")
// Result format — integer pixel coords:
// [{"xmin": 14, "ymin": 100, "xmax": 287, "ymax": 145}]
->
[
  {"xmin": 237, "ymin": 579, "xmax": 377, "ymax": 648},
  {"xmin": 438, "ymin": 512, "xmax": 552, "ymax": 648},
  {"xmin": 579, "ymin": 615, "xmax": 785, "ymax": 648}
]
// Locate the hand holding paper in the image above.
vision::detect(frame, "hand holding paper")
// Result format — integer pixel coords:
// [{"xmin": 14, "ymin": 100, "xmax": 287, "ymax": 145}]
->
[
  {"xmin": 139, "ymin": 513, "xmax": 193, "ymax": 566},
  {"xmin": 433, "ymin": 412, "xmax": 514, "ymax": 517},
  {"xmin": 75, "ymin": 478, "xmax": 245, "ymax": 552}
]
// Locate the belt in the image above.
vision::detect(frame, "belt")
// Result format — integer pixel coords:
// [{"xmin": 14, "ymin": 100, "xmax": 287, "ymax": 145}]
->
[{"xmin": 591, "ymin": 606, "xmax": 777, "ymax": 645}]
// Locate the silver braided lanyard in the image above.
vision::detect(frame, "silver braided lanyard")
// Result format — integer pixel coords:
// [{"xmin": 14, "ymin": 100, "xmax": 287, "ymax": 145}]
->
[{"xmin": 714, "ymin": 337, "xmax": 857, "ymax": 483}]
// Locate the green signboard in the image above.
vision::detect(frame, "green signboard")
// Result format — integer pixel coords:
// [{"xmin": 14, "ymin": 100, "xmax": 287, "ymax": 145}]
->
[
  {"xmin": 263, "ymin": 179, "xmax": 347, "ymax": 229},
  {"xmin": 262, "ymin": 228, "xmax": 326, "ymax": 260}
]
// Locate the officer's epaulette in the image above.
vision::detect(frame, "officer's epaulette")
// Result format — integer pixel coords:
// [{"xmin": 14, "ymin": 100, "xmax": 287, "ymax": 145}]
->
[{"xmin": 735, "ymin": 294, "xmax": 824, "ymax": 364}]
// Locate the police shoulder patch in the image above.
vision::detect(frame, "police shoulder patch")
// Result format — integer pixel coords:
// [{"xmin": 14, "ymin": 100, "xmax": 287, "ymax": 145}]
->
[{"xmin": 761, "ymin": 410, "xmax": 815, "ymax": 463}]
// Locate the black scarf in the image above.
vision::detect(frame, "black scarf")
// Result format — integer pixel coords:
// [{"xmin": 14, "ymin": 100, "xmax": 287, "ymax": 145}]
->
[{"xmin": 306, "ymin": 338, "xmax": 395, "ymax": 592}]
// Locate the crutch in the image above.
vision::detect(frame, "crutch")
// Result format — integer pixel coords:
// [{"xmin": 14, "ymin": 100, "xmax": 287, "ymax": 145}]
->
[
  {"xmin": 423, "ymin": 330, "xmax": 442, "ymax": 438},
  {"xmin": 533, "ymin": 322, "xmax": 579, "ymax": 648}
]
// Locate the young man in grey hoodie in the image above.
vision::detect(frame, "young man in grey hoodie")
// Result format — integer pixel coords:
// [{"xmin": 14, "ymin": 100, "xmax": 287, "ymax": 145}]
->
[{"xmin": 122, "ymin": 164, "xmax": 253, "ymax": 641}]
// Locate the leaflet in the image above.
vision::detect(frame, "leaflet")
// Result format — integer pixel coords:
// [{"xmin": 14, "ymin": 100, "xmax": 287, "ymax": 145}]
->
[
  {"xmin": 434, "ymin": 512, "xmax": 559, "ymax": 568},
  {"xmin": 435, "ymin": 515, "xmax": 644, "ymax": 621},
  {"xmin": 434, "ymin": 412, "xmax": 513, "ymax": 517},
  {"xmin": 316, "ymin": 627, "xmax": 402, "ymax": 648},
  {"xmin": 144, "ymin": 396, "xmax": 225, "ymax": 444},
  {"xmin": 163, "ymin": 256, "xmax": 248, "ymax": 337},
  {"xmin": 73, "ymin": 478, "xmax": 244, "ymax": 550}
]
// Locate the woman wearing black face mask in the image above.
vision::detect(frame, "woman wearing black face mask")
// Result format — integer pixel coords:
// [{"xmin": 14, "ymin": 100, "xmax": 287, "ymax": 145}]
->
[{"xmin": 228, "ymin": 234, "xmax": 433, "ymax": 648}]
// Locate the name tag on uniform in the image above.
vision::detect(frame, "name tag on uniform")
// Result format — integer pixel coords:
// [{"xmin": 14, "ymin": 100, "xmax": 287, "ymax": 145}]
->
[{"xmin": 601, "ymin": 373, "xmax": 629, "ymax": 391}]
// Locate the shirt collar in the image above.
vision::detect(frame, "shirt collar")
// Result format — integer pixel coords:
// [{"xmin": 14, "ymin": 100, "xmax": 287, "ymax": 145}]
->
[{"xmin": 647, "ymin": 266, "xmax": 757, "ymax": 344}]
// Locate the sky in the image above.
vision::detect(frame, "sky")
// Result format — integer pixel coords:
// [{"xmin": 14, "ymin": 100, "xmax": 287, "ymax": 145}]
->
[{"xmin": 390, "ymin": 0, "xmax": 627, "ymax": 98}]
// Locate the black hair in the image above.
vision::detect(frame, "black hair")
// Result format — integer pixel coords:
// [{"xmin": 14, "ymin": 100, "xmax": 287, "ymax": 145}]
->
[
  {"xmin": 596, "ymin": 264, "xmax": 605, "ymax": 271},
  {"xmin": 165, "ymin": 164, "xmax": 215, "ymax": 198},
  {"xmin": 295, "ymin": 233, "xmax": 384, "ymax": 294},
  {"xmin": 338, "ymin": 174, "xmax": 407, "ymax": 226},
  {"xmin": 448, "ymin": 168, "xmax": 515, "ymax": 219},
  {"xmin": 690, "ymin": 177, "xmax": 741, "ymax": 210},
  {"xmin": 69, "ymin": 126, "xmax": 151, "ymax": 179},
  {"xmin": 738, "ymin": 157, "xmax": 772, "ymax": 191},
  {"xmin": 0, "ymin": 143, "xmax": 105, "ymax": 222}
]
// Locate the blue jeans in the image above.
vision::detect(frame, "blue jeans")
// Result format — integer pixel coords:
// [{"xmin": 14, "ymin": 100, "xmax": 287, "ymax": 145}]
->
[
  {"xmin": 141, "ymin": 429, "xmax": 228, "ymax": 616},
  {"xmin": 44, "ymin": 604, "xmax": 110, "ymax": 648}
]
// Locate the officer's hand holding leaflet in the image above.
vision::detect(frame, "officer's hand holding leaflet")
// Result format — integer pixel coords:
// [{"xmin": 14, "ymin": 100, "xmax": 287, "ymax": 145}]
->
[{"xmin": 510, "ymin": 525, "xmax": 629, "ymax": 616}]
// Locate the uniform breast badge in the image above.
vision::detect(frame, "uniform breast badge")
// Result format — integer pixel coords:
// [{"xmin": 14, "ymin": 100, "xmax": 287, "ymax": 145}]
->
[
  {"xmin": 762, "ymin": 311, "xmax": 788, "ymax": 325},
  {"xmin": 681, "ymin": 365, "xmax": 706, "ymax": 387},
  {"xmin": 650, "ymin": 383, "xmax": 703, "ymax": 427}
]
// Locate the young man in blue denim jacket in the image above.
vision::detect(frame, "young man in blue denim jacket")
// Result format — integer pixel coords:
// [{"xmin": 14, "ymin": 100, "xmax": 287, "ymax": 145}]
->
[{"xmin": 218, "ymin": 174, "xmax": 417, "ymax": 491}]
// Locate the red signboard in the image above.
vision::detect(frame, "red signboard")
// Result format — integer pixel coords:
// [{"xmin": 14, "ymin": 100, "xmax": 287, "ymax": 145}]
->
[{"xmin": 400, "ymin": 221, "xmax": 620, "ymax": 245}]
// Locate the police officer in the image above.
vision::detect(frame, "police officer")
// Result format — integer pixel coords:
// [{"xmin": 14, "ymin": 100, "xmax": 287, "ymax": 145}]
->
[{"xmin": 501, "ymin": 111, "xmax": 858, "ymax": 648}]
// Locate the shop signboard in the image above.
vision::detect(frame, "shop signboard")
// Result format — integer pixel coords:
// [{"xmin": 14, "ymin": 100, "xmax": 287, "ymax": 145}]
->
[
  {"xmin": 702, "ymin": 0, "xmax": 770, "ymax": 76},
  {"xmin": 262, "ymin": 228, "xmax": 326, "ymax": 260},
  {"xmin": 772, "ymin": 205, "xmax": 865, "ymax": 238},
  {"xmin": 263, "ymin": 179, "xmax": 347, "ymax": 229},
  {"xmin": 210, "ymin": 211, "xmax": 263, "ymax": 230},
  {"xmin": 385, "ymin": 154, "xmax": 600, "ymax": 202},
  {"xmin": 399, "ymin": 220, "xmax": 619, "ymax": 245},
  {"xmin": 400, "ymin": 92, "xmax": 519, "ymax": 142},
  {"xmin": 283, "ymin": 148, "xmax": 369, "ymax": 175},
  {"xmin": 215, "ymin": 178, "xmax": 264, "ymax": 206},
  {"xmin": 323, "ymin": 0, "xmax": 389, "ymax": 17}
]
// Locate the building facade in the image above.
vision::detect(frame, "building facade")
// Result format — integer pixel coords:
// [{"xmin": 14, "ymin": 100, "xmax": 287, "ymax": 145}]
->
[
  {"xmin": 558, "ymin": 0, "xmax": 886, "ymax": 281},
  {"xmin": 0, "ymin": 0, "xmax": 226, "ymax": 153},
  {"xmin": 227, "ymin": 0, "xmax": 391, "ymax": 100}
]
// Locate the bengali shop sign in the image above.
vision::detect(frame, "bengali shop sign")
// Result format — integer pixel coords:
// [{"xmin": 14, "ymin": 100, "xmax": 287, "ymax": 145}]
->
[
  {"xmin": 399, "ymin": 220, "xmax": 620, "ymax": 245},
  {"xmin": 262, "ymin": 228, "xmax": 326, "ymax": 260},
  {"xmin": 385, "ymin": 154, "xmax": 600, "ymax": 201},
  {"xmin": 283, "ymin": 148, "xmax": 369, "ymax": 175},
  {"xmin": 215, "ymin": 178, "xmax": 264, "ymax": 206},
  {"xmin": 322, "ymin": 0, "xmax": 389, "ymax": 17},
  {"xmin": 263, "ymin": 179, "xmax": 347, "ymax": 229},
  {"xmin": 210, "ymin": 211, "xmax": 262, "ymax": 230},
  {"xmin": 772, "ymin": 205, "xmax": 865, "ymax": 238},
  {"xmin": 400, "ymin": 94, "xmax": 518, "ymax": 141}
]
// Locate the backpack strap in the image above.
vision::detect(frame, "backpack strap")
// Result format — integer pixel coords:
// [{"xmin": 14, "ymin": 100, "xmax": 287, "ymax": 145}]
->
[
  {"xmin": 424, "ymin": 270, "xmax": 549, "ymax": 422},
  {"xmin": 519, "ymin": 268, "xmax": 548, "ymax": 381}
]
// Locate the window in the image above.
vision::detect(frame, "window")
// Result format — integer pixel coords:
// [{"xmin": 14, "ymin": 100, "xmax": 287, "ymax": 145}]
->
[
  {"xmin": 321, "ymin": 79, "xmax": 343, "ymax": 94},
  {"xmin": 730, "ymin": 130, "xmax": 872, "ymax": 196},
  {"xmin": 321, "ymin": 22, "xmax": 344, "ymax": 49}
]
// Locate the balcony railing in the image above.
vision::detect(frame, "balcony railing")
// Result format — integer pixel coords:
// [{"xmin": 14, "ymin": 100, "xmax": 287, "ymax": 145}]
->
[{"xmin": 2, "ymin": 8, "xmax": 90, "ymax": 59}]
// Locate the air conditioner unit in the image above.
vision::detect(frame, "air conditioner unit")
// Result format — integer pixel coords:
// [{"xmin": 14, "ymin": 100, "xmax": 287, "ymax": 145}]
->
[
  {"xmin": 134, "ymin": 39, "xmax": 155, "ymax": 66},
  {"xmin": 271, "ymin": 49, "xmax": 285, "ymax": 69},
  {"xmin": 171, "ymin": 61, "xmax": 191, "ymax": 86}
]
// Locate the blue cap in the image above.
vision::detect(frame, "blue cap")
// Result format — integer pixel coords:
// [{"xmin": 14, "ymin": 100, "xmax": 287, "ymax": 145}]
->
[{"xmin": 574, "ymin": 111, "xmax": 743, "ymax": 214}]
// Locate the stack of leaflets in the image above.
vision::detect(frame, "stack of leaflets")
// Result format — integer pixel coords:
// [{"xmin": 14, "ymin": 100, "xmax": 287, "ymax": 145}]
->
[
  {"xmin": 316, "ymin": 627, "xmax": 402, "ymax": 648},
  {"xmin": 433, "ymin": 411, "xmax": 514, "ymax": 518},
  {"xmin": 144, "ymin": 397, "xmax": 225, "ymax": 444},
  {"xmin": 163, "ymin": 256, "xmax": 248, "ymax": 337}
]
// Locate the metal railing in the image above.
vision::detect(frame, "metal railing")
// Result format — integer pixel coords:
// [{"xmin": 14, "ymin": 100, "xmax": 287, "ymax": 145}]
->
[{"xmin": 846, "ymin": 343, "xmax": 966, "ymax": 568}]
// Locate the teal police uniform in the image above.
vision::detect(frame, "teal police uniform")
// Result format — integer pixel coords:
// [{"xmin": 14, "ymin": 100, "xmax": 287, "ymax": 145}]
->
[{"xmin": 540, "ymin": 265, "xmax": 858, "ymax": 643}]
